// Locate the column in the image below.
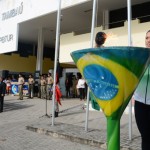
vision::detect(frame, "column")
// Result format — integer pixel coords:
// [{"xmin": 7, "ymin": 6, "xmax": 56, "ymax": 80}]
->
[
  {"xmin": 36, "ymin": 28, "xmax": 44, "ymax": 74},
  {"xmin": 102, "ymin": 10, "xmax": 109, "ymax": 30}
]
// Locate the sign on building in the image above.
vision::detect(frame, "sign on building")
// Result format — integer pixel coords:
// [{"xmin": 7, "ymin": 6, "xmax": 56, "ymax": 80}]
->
[{"xmin": 0, "ymin": 0, "xmax": 89, "ymax": 54}]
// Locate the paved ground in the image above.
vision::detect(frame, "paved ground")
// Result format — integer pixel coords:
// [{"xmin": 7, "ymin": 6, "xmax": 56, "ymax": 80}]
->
[{"xmin": 0, "ymin": 95, "xmax": 141, "ymax": 150}]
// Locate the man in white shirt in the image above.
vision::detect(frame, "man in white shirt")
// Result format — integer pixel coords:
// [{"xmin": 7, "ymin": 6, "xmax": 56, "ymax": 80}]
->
[{"xmin": 77, "ymin": 76, "xmax": 86, "ymax": 101}]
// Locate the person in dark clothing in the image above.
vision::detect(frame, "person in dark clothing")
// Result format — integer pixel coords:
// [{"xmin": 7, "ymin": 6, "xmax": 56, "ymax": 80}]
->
[
  {"xmin": 65, "ymin": 77, "xmax": 71, "ymax": 98},
  {"xmin": 0, "ymin": 77, "xmax": 6, "ymax": 113},
  {"xmin": 134, "ymin": 30, "xmax": 150, "ymax": 150}
]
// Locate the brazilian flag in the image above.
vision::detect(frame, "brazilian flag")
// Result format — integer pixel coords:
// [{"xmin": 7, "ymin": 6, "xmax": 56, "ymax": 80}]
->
[{"xmin": 89, "ymin": 91, "xmax": 100, "ymax": 111}]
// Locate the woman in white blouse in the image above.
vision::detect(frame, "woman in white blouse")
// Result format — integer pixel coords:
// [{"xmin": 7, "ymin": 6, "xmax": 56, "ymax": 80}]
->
[{"xmin": 77, "ymin": 76, "xmax": 86, "ymax": 101}]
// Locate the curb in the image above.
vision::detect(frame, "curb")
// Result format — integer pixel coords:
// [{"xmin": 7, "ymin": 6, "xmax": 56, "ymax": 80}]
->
[
  {"xmin": 26, "ymin": 125, "xmax": 132, "ymax": 150},
  {"xmin": 26, "ymin": 125, "xmax": 103, "ymax": 148}
]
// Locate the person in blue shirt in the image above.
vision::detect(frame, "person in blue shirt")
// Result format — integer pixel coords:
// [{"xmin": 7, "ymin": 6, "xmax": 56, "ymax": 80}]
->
[
  {"xmin": 0, "ymin": 76, "xmax": 6, "ymax": 113},
  {"xmin": 134, "ymin": 30, "xmax": 150, "ymax": 150}
]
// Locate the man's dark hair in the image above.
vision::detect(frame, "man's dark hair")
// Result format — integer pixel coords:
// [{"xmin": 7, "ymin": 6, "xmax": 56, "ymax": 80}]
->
[
  {"xmin": 146, "ymin": 30, "xmax": 150, "ymax": 34},
  {"xmin": 95, "ymin": 32, "xmax": 107, "ymax": 46},
  {"xmin": 29, "ymin": 74, "xmax": 33, "ymax": 77},
  {"xmin": 19, "ymin": 73, "xmax": 22, "ymax": 76}
]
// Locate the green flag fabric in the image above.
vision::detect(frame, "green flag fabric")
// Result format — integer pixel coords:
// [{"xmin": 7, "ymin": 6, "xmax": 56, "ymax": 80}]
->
[{"xmin": 89, "ymin": 91, "xmax": 100, "ymax": 111}]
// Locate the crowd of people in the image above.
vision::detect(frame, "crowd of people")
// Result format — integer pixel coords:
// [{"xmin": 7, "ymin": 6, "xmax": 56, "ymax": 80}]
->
[
  {"xmin": 0, "ymin": 73, "xmax": 54, "ymax": 100},
  {"xmin": 0, "ymin": 72, "xmax": 88, "ymax": 117},
  {"xmin": 17, "ymin": 73, "xmax": 54, "ymax": 100},
  {"xmin": 65, "ymin": 73, "xmax": 87, "ymax": 101},
  {"xmin": 0, "ymin": 71, "xmax": 89, "ymax": 102}
]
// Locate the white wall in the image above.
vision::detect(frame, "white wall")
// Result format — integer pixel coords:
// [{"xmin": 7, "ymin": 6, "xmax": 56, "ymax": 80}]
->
[{"xmin": 60, "ymin": 19, "xmax": 150, "ymax": 63}]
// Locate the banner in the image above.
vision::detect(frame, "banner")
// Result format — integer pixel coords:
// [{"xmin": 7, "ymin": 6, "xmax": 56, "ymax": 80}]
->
[
  {"xmin": 11, "ymin": 80, "xmax": 29, "ymax": 95},
  {"xmin": 0, "ymin": 23, "xmax": 18, "ymax": 53}
]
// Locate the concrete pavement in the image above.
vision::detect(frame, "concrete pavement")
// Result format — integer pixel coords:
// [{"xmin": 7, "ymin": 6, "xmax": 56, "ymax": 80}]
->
[{"xmin": 0, "ymin": 95, "xmax": 141, "ymax": 150}]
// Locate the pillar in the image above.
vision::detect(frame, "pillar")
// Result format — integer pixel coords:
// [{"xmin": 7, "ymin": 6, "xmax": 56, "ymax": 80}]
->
[
  {"xmin": 103, "ymin": 10, "xmax": 109, "ymax": 30},
  {"xmin": 36, "ymin": 28, "xmax": 44, "ymax": 74}
]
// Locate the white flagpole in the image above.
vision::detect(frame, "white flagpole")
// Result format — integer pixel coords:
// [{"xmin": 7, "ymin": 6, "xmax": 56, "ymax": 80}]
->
[
  {"xmin": 127, "ymin": 0, "xmax": 132, "ymax": 140},
  {"xmin": 52, "ymin": 0, "xmax": 61, "ymax": 126},
  {"xmin": 85, "ymin": 0, "xmax": 97, "ymax": 132}
]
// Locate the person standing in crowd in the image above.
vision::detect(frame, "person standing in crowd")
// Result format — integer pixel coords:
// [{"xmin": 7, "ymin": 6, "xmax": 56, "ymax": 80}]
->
[
  {"xmin": 77, "ymin": 75, "xmax": 86, "ymax": 101},
  {"xmin": 65, "ymin": 76, "xmax": 71, "ymax": 98},
  {"xmin": 18, "ymin": 74, "xmax": 24, "ymax": 100},
  {"xmin": 43, "ymin": 74, "xmax": 47, "ymax": 81},
  {"xmin": 134, "ymin": 30, "xmax": 150, "ymax": 150},
  {"xmin": 95, "ymin": 31, "xmax": 107, "ymax": 48},
  {"xmin": 34, "ymin": 76, "xmax": 39, "ymax": 98},
  {"xmin": 46, "ymin": 73, "xmax": 53, "ymax": 100},
  {"xmin": 72, "ymin": 75, "xmax": 78, "ymax": 98},
  {"xmin": 38, "ymin": 75, "xmax": 41, "ymax": 98},
  {"xmin": 40, "ymin": 75, "xmax": 46, "ymax": 99},
  {"xmin": 0, "ymin": 77, "xmax": 6, "ymax": 113},
  {"xmin": 6, "ymin": 77, "xmax": 11, "ymax": 95},
  {"xmin": 55, "ymin": 83, "xmax": 62, "ymax": 118},
  {"xmin": 55, "ymin": 85, "xmax": 59, "ymax": 118},
  {"xmin": 28, "ymin": 74, "xmax": 34, "ymax": 99},
  {"xmin": 76, "ymin": 73, "xmax": 81, "ymax": 98}
]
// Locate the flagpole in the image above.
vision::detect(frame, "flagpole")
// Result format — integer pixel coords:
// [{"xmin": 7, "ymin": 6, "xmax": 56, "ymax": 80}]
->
[
  {"xmin": 52, "ymin": 0, "xmax": 61, "ymax": 126},
  {"xmin": 127, "ymin": 0, "xmax": 132, "ymax": 140},
  {"xmin": 85, "ymin": 0, "xmax": 97, "ymax": 132}
]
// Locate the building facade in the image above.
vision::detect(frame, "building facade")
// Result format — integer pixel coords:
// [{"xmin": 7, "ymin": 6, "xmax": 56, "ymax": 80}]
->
[{"xmin": 0, "ymin": 0, "xmax": 150, "ymax": 73}]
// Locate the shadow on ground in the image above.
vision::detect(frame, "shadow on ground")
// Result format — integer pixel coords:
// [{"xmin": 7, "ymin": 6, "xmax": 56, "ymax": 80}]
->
[{"xmin": 4, "ymin": 101, "xmax": 33, "ymax": 112}]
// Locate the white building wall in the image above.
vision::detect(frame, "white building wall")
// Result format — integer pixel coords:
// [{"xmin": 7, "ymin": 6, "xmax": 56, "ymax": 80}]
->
[{"xmin": 60, "ymin": 19, "xmax": 150, "ymax": 63}]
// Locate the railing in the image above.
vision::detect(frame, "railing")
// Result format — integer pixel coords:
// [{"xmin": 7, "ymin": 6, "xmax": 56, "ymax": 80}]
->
[{"xmin": 69, "ymin": 14, "xmax": 150, "ymax": 35}]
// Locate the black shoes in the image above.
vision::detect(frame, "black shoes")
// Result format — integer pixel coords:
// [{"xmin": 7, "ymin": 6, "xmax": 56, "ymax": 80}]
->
[
  {"xmin": 17, "ymin": 98, "xmax": 23, "ymax": 100},
  {"xmin": 55, "ymin": 112, "xmax": 58, "ymax": 117}
]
